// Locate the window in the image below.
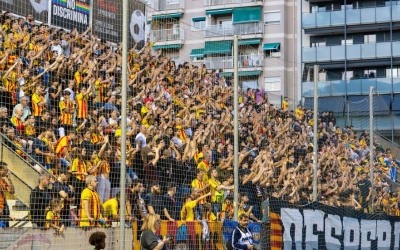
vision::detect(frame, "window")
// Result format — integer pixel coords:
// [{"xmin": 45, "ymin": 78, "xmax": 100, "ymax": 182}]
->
[
  {"xmin": 191, "ymin": 17, "xmax": 206, "ymax": 31},
  {"xmin": 311, "ymin": 42, "xmax": 326, "ymax": 47},
  {"xmin": 341, "ymin": 4, "xmax": 353, "ymax": 10},
  {"xmin": 386, "ymin": 67, "xmax": 399, "ymax": 78},
  {"xmin": 265, "ymin": 50, "xmax": 281, "ymax": 57},
  {"xmin": 264, "ymin": 77, "xmax": 281, "ymax": 91},
  {"xmin": 311, "ymin": 6, "xmax": 326, "ymax": 12},
  {"xmin": 364, "ymin": 69, "xmax": 377, "ymax": 78},
  {"xmin": 386, "ymin": 1, "xmax": 400, "ymax": 6},
  {"xmin": 364, "ymin": 34, "xmax": 376, "ymax": 43},
  {"xmin": 342, "ymin": 71, "xmax": 354, "ymax": 80},
  {"xmin": 264, "ymin": 11, "xmax": 280, "ymax": 25},
  {"xmin": 341, "ymin": 38, "xmax": 353, "ymax": 45}
]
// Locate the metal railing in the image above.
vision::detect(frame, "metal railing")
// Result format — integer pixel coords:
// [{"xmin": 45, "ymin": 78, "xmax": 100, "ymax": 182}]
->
[
  {"xmin": 205, "ymin": 54, "xmax": 264, "ymax": 69},
  {"xmin": 204, "ymin": 0, "xmax": 262, "ymax": 6},
  {"xmin": 0, "ymin": 133, "xmax": 56, "ymax": 207},
  {"xmin": 0, "ymin": 132, "xmax": 50, "ymax": 175},
  {"xmin": 151, "ymin": 0, "xmax": 185, "ymax": 11},
  {"xmin": 204, "ymin": 21, "xmax": 263, "ymax": 38},
  {"xmin": 301, "ymin": 77, "xmax": 400, "ymax": 97},
  {"xmin": 150, "ymin": 28, "xmax": 185, "ymax": 42},
  {"xmin": 302, "ymin": 41, "xmax": 400, "ymax": 63},
  {"xmin": 302, "ymin": 5, "xmax": 400, "ymax": 28}
]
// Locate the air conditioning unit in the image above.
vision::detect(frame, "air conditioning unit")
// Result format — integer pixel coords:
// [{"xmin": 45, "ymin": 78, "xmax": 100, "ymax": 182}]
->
[{"xmin": 254, "ymin": 59, "xmax": 262, "ymax": 66}]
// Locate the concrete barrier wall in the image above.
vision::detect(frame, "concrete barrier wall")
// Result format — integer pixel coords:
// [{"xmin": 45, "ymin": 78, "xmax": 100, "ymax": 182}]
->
[{"xmin": 2, "ymin": 227, "xmax": 133, "ymax": 250}]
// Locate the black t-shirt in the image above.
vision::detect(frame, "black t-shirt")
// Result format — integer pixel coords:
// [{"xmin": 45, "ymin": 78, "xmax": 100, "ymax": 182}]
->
[
  {"xmin": 48, "ymin": 86, "xmax": 58, "ymax": 108},
  {"xmin": 127, "ymin": 189, "xmax": 140, "ymax": 218},
  {"xmin": 357, "ymin": 179, "xmax": 371, "ymax": 197},
  {"xmin": 144, "ymin": 193, "xmax": 164, "ymax": 215},
  {"xmin": 212, "ymin": 150, "xmax": 224, "ymax": 167},
  {"xmin": 157, "ymin": 157, "xmax": 174, "ymax": 178},
  {"xmin": 80, "ymin": 139, "xmax": 95, "ymax": 156},
  {"xmin": 239, "ymin": 182, "xmax": 257, "ymax": 204},
  {"xmin": 51, "ymin": 180, "xmax": 74, "ymax": 207},
  {"xmin": 32, "ymin": 138, "xmax": 47, "ymax": 166},
  {"xmin": 109, "ymin": 161, "xmax": 121, "ymax": 189},
  {"xmin": 163, "ymin": 193, "xmax": 178, "ymax": 220}
]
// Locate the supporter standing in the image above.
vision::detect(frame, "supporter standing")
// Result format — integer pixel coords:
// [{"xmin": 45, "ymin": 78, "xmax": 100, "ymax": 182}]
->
[
  {"xmin": 31, "ymin": 83, "xmax": 47, "ymax": 123},
  {"xmin": 0, "ymin": 162, "xmax": 14, "ymax": 227},
  {"xmin": 191, "ymin": 169, "xmax": 209, "ymax": 220},
  {"xmin": 230, "ymin": 214, "xmax": 254, "ymax": 250},
  {"xmin": 357, "ymin": 171, "xmax": 372, "ymax": 213},
  {"xmin": 29, "ymin": 174, "xmax": 51, "ymax": 228},
  {"xmin": 79, "ymin": 175, "xmax": 104, "ymax": 227},
  {"xmin": 144, "ymin": 182, "xmax": 164, "ymax": 216}
]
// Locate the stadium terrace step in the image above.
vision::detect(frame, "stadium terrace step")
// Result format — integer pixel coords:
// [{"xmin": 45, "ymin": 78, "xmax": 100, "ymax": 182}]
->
[{"xmin": 0, "ymin": 134, "xmax": 54, "ymax": 208}]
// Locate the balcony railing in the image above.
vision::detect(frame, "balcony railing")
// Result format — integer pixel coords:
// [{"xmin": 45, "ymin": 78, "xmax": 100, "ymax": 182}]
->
[
  {"xmin": 204, "ymin": 0, "xmax": 262, "ymax": 6},
  {"xmin": 151, "ymin": 0, "xmax": 185, "ymax": 11},
  {"xmin": 302, "ymin": 41, "xmax": 400, "ymax": 63},
  {"xmin": 150, "ymin": 28, "xmax": 185, "ymax": 42},
  {"xmin": 302, "ymin": 5, "xmax": 400, "ymax": 29},
  {"xmin": 205, "ymin": 54, "xmax": 264, "ymax": 69},
  {"xmin": 301, "ymin": 77, "xmax": 400, "ymax": 97},
  {"xmin": 204, "ymin": 22, "xmax": 263, "ymax": 38}
]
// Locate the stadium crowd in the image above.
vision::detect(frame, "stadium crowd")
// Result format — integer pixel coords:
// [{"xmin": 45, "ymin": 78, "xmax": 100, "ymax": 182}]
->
[{"xmin": 0, "ymin": 11, "xmax": 399, "ymax": 234}]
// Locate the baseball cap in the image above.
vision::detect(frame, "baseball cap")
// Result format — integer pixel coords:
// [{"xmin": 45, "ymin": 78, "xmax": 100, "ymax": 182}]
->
[{"xmin": 144, "ymin": 98, "xmax": 153, "ymax": 104}]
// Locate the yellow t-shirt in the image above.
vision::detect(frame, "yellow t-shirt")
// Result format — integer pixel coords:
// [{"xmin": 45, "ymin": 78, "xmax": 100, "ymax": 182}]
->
[
  {"xmin": 282, "ymin": 100, "xmax": 288, "ymax": 110},
  {"xmin": 71, "ymin": 158, "xmax": 87, "ymax": 181},
  {"xmin": 295, "ymin": 108, "xmax": 304, "ymax": 120},
  {"xmin": 46, "ymin": 211, "xmax": 61, "ymax": 228},
  {"xmin": 141, "ymin": 105, "xmax": 149, "ymax": 117},
  {"xmin": 180, "ymin": 200, "xmax": 197, "ymax": 221},
  {"xmin": 206, "ymin": 212, "xmax": 217, "ymax": 221},
  {"xmin": 103, "ymin": 198, "xmax": 119, "ymax": 219},
  {"xmin": 208, "ymin": 178, "xmax": 224, "ymax": 203},
  {"xmin": 238, "ymin": 206, "xmax": 246, "ymax": 218},
  {"xmin": 197, "ymin": 161, "xmax": 210, "ymax": 182},
  {"xmin": 79, "ymin": 188, "xmax": 103, "ymax": 227}
]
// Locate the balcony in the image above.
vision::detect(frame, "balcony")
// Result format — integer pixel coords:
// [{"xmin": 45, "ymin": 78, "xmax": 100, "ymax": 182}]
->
[
  {"xmin": 151, "ymin": 0, "xmax": 185, "ymax": 13},
  {"xmin": 204, "ymin": 22, "xmax": 263, "ymax": 38},
  {"xmin": 302, "ymin": 42, "xmax": 400, "ymax": 63},
  {"xmin": 150, "ymin": 28, "xmax": 185, "ymax": 43},
  {"xmin": 302, "ymin": 5, "xmax": 400, "ymax": 29},
  {"xmin": 301, "ymin": 77, "xmax": 400, "ymax": 97},
  {"xmin": 205, "ymin": 54, "xmax": 264, "ymax": 70},
  {"xmin": 204, "ymin": 0, "xmax": 263, "ymax": 8}
]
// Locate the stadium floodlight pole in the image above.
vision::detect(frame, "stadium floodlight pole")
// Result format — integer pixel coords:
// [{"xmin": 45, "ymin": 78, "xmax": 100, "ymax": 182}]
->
[
  {"xmin": 313, "ymin": 65, "xmax": 319, "ymax": 201},
  {"xmin": 47, "ymin": 0, "xmax": 52, "ymax": 26},
  {"xmin": 89, "ymin": 0, "xmax": 94, "ymax": 27},
  {"xmin": 369, "ymin": 86, "xmax": 374, "ymax": 212},
  {"xmin": 120, "ymin": 0, "xmax": 129, "ymax": 248},
  {"xmin": 233, "ymin": 35, "xmax": 239, "ymax": 221}
]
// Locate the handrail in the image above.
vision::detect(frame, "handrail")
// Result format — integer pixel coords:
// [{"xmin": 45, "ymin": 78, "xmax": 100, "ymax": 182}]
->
[
  {"xmin": 11, "ymin": 215, "xmax": 30, "ymax": 228},
  {"xmin": 0, "ymin": 132, "xmax": 55, "ymax": 178},
  {"xmin": 375, "ymin": 131, "xmax": 400, "ymax": 149}
]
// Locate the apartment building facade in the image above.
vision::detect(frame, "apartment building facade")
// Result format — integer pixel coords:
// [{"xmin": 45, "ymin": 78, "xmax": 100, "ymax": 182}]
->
[
  {"xmin": 301, "ymin": 0, "xmax": 400, "ymax": 132},
  {"xmin": 146, "ymin": 0, "xmax": 300, "ymax": 105}
]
